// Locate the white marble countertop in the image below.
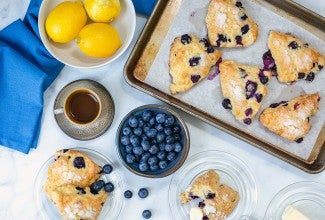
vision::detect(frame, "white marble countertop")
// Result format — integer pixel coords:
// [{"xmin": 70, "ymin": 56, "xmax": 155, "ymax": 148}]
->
[{"xmin": 0, "ymin": 1, "xmax": 324, "ymax": 220}]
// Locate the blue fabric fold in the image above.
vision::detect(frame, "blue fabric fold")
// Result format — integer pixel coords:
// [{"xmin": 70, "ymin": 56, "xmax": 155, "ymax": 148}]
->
[{"xmin": 0, "ymin": 0, "xmax": 157, "ymax": 154}]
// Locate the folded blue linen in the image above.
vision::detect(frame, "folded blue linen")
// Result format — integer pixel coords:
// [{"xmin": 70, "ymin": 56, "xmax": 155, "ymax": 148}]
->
[{"xmin": 0, "ymin": 0, "xmax": 157, "ymax": 154}]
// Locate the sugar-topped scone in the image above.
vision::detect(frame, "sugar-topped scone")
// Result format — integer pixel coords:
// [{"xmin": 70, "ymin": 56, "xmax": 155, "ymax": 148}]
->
[
  {"xmin": 205, "ymin": 0, "xmax": 258, "ymax": 47},
  {"xmin": 45, "ymin": 149, "xmax": 102, "ymax": 191},
  {"xmin": 219, "ymin": 60, "xmax": 271, "ymax": 125},
  {"xmin": 180, "ymin": 170, "xmax": 220, "ymax": 204},
  {"xmin": 259, "ymin": 93, "xmax": 320, "ymax": 143},
  {"xmin": 48, "ymin": 185, "xmax": 108, "ymax": 220},
  {"xmin": 169, "ymin": 34, "xmax": 222, "ymax": 94},
  {"xmin": 267, "ymin": 31, "xmax": 324, "ymax": 83}
]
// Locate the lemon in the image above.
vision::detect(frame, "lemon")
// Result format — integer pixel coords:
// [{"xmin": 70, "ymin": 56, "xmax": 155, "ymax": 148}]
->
[
  {"xmin": 76, "ymin": 23, "xmax": 122, "ymax": 58},
  {"xmin": 45, "ymin": 1, "xmax": 87, "ymax": 43},
  {"xmin": 84, "ymin": 0, "xmax": 121, "ymax": 23}
]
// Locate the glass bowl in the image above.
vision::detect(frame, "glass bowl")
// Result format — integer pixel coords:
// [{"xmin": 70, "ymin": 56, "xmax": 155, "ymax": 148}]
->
[
  {"xmin": 264, "ymin": 181, "xmax": 325, "ymax": 220},
  {"xmin": 34, "ymin": 148, "xmax": 124, "ymax": 220},
  {"xmin": 169, "ymin": 150, "xmax": 258, "ymax": 219}
]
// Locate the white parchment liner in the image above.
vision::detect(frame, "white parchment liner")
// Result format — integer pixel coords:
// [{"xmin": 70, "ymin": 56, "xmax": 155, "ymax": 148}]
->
[{"xmin": 144, "ymin": 0, "xmax": 325, "ymax": 160}]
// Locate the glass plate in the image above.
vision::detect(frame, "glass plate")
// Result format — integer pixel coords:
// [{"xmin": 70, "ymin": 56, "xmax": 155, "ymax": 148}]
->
[
  {"xmin": 34, "ymin": 148, "xmax": 124, "ymax": 220},
  {"xmin": 264, "ymin": 181, "xmax": 325, "ymax": 220},
  {"xmin": 169, "ymin": 150, "xmax": 258, "ymax": 219}
]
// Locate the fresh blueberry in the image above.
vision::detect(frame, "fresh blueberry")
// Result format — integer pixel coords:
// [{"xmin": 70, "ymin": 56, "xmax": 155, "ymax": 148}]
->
[
  {"xmin": 139, "ymin": 162, "xmax": 149, "ymax": 172},
  {"xmin": 133, "ymin": 127, "xmax": 142, "ymax": 136},
  {"xmin": 141, "ymin": 133, "xmax": 148, "ymax": 141},
  {"xmin": 164, "ymin": 127, "xmax": 173, "ymax": 136},
  {"xmin": 73, "ymin": 157, "xmax": 85, "ymax": 169},
  {"xmin": 90, "ymin": 180, "xmax": 105, "ymax": 192},
  {"xmin": 124, "ymin": 190, "xmax": 133, "ymax": 199},
  {"xmin": 142, "ymin": 210, "xmax": 152, "ymax": 219},
  {"xmin": 159, "ymin": 143, "xmax": 166, "ymax": 151},
  {"xmin": 126, "ymin": 154, "xmax": 136, "ymax": 164},
  {"xmin": 174, "ymin": 142, "xmax": 182, "ymax": 152},
  {"xmin": 148, "ymin": 145, "xmax": 159, "ymax": 155},
  {"xmin": 121, "ymin": 135, "xmax": 130, "ymax": 146},
  {"xmin": 156, "ymin": 132, "xmax": 166, "ymax": 143},
  {"xmin": 150, "ymin": 138, "xmax": 157, "ymax": 145},
  {"xmin": 130, "ymin": 135, "xmax": 140, "ymax": 146},
  {"xmin": 102, "ymin": 164, "xmax": 113, "ymax": 174},
  {"xmin": 155, "ymin": 123, "xmax": 164, "ymax": 132},
  {"xmin": 165, "ymin": 143, "xmax": 175, "ymax": 152},
  {"xmin": 148, "ymin": 156, "xmax": 158, "ymax": 166},
  {"xmin": 165, "ymin": 116, "xmax": 175, "ymax": 126},
  {"xmin": 305, "ymin": 72, "xmax": 315, "ymax": 82},
  {"xmin": 156, "ymin": 113, "xmax": 166, "ymax": 124},
  {"xmin": 150, "ymin": 164, "xmax": 159, "ymax": 171},
  {"xmin": 159, "ymin": 160, "xmax": 168, "ymax": 169},
  {"xmin": 298, "ymin": 72, "xmax": 305, "ymax": 79},
  {"xmin": 149, "ymin": 117, "xmax": 155, "ymax": 126},
  {"xmin": 190, "ymin": 74, "xmax": 201, "ymax": 83},
  {"xmin": 157, "ymin": 151, "xmax": 167, "ymax": 160},
  {"xmin": 133, "ymin": 146, "xmax": 144, "ymax": 155},
  {"xmin": 167, "ymin": 152, "xmax": 176, "ymax": 161},
  {"xmin": 142, "ymin": 111, "xmax": 153, "ymax": 122},
  {"xmin": 189, "ymin": 56, "xmax": 201, "ymax": 67},
  {"xmin": 140, "ymin": 152, "xmax": 151, "ymax": 163},
  {"xmin": 146, "ymin": 128, "xmax": 158, "ymax": 138},
  {"xmin": 128, "ymin": 116, "xmax": 138, "ymax": 128},
  {"xmin": 241, "ymin": 14, "xmax": 248, "ymax": 20},
  {"xmin": 235, "ymin": 35, "xmax": 243, "ymax": 45},
  {"xmin": 241, "ymin": 24, "xmax": 249, "ymax": 35},
  {"xmin": 138, "ymin": 188, "xmax": 149, "ymax": 198},
  {"xmin": 173, "ymin": 134, "xmax": 181, "ymax": 142},
  {"xmin": 288, "ymin": 41, "xmax": 299, "ymax": 49},
  {"xmin": 141, "ymin": 140, "xmax": 150, "ymax": 151},
  {"xmin": 125, "ymin": 145, "xmax": 133, "ymax": 154},
  {"xmin": 172, "ymin": 125, "xmax": 181, "ymax": 133},
  {"xmin": 104, "ymin": 182, "xmax": 114, "ymax": 193},
  {"xmin": 138, "ymin": 119, "xmax": 144, "ymax": 127},
  {"xmin": 222, "ymin": 98, "xmax": 232, "ymax": 110},
  {"xmin": 122, "ymin": 126, "xmax": 132, "ymax": 136},
  {"xmin": 181, "ymin": 34, "xmax": 192, "ymax": 45},
  {"xmin": 245, "ymin": 80, "xmax": 257, "ymax": 99},
  {"xmin": 243, "ymin": 118, "xmax": 252, "ymax": 125},
  {"xmin": 166, "ymin": 135, "xmax": 175, "ymax": 144}
]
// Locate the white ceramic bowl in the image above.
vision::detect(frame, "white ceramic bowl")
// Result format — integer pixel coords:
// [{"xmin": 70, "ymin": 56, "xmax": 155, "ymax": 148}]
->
[{"xmin": 38, "ymin": 0, "xmax": 136, "ymax": 68}]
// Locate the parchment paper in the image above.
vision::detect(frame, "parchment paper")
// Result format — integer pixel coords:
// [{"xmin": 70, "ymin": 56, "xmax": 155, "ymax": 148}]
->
[{"xmin": 144, "ymin": 0, "xmax": 325, "ymax": 160}]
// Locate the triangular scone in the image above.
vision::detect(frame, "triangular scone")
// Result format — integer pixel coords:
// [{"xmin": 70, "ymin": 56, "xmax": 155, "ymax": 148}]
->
[
  {"xmin": 259, "ymin": 93, "xmax": 320, "ymax": 142},
  {"xmin": 268, "ymin": 31, "xmax": 325, "ymax": 83},
  {"xmin": 48, "ymin": 185, "xmax": 108, "ymax": 220},
  {"xmin": 180, "ymin": 170, "xmax": 220, "ymax": 204},
  {"xmin": 205, "ymin": 0, "xmax": 258, "ymax": 47},
  {"xmin": 169, "ymin": 34, "xmax": 222, "ymax": 94},
  {"xmin": 219, "ymin": 60, "xmax": 270, "ymax": 125}
]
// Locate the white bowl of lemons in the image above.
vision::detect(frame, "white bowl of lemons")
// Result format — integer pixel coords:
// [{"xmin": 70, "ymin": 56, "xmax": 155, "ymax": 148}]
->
[{"xmin": 38, "ymin": 0, "xmax": 136, "ymax": 68}]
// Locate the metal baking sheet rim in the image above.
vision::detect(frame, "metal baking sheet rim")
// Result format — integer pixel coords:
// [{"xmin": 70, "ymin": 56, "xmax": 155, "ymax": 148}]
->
[{"xmin": 124, "ymin": 0, "xmax": 325, "ymax": 173}]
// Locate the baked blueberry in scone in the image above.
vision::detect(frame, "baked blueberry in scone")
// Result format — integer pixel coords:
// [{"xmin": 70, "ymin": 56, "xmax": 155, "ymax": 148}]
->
[
  {"xmin": 259, "ymin": 93, "xmax": 320, "ymax": 143},
  {"xmin": 219, "ymin": 60, "xmax": 270, "ymax": 125},
  {"xmin": 169, "ymin": 34, "xmax": 222, "ymax": 94},
  {"xmin": 266, "ymin": 31, "xmax": 325, "ymax": 83},
  {"xmin": 205, "ymin": 0, "xmax": 258, "ymax": 47}
]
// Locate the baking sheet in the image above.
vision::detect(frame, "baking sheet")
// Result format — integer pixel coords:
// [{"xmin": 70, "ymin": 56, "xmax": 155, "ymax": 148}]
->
[{"xmin": 143, "ymin": 0, "xmax": 325, "ymax": 161}]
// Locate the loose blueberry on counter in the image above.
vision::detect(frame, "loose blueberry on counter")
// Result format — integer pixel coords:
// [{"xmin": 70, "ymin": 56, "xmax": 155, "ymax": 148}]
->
[
  {"xmin": 222, "ymin": 98, "xmax": 232, "ymax": 110},
  {"xmin": 102, "ymin": 164, "xmax": 113, "ymax": 174},
  {"xmin": 181, "ymin": 34, "xmax": 192, "ymax": 45},
  {"xmin": 104, "ymin": 182, "xmax": 114, "ymax": 193},
  {"xmin": 142, "ymin": 210, "xmax": 152, "ymax": 219},
  {"xmin": 138, "ymin": 188, "xmax": 149, "ymax": 198},
  {"xmin": 124, "ymin": 190, "xmax": 133, "ymax": 199},
  {"xmin": 73, "ymin": 156, "xmax": 85, "ymax": 169},
  {"xmin": 91, "ymin": 180, "xmax": 105, "ymax": 192}
]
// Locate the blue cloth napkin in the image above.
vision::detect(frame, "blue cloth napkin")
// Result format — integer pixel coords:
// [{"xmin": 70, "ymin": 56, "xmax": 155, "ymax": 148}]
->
[{"xmin": 0, "ymin": 0, "xmax": 157, "ymax": 154}]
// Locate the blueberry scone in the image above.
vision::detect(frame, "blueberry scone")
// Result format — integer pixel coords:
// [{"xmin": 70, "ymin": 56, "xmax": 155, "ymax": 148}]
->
[
  {"xmin": 259, "ymin": 93, "xmax": 320, "ymax": 143},
  {"xmin": 205, "ymin": 0, "xmax": 258, "ymax": 47},
  {"xmin": 180, "ymin": 170, "xmax": 240, "ymax": 220},
  {"xmin": 47, "ymin": 185, "xmax": 108, "ymax": 220},
  {"xmin": 267, "ymin": 31, "xmax": 324, "ymax": 83},
  {"xmin": 219, "ymin": 60, "xmax": 271, "ymax": 125},
  {"xmin": 169, "ymin": 34, "xmax": 222, "ymax": 94}
]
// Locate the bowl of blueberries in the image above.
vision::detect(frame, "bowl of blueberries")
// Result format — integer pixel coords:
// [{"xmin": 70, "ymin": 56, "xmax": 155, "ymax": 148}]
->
[{"xmin": 116, "ymin": 104, "xmax": 190, "ymax": 178}]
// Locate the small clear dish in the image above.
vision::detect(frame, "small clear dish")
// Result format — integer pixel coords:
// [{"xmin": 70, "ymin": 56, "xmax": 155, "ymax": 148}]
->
[
  {"xmin": 34, "ymin": 148, "xmax": 124, "ymax": 220},
  {"xmin": 264, "ymin": 181, "xmax": 325, "ymax": 220},
  {"xmin": 169, "ymin": 150, "xmax": 258, "ymax": 219}
]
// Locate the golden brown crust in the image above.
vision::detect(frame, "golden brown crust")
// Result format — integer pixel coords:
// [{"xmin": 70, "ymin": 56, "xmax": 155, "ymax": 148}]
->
[
  {"xmin": 169, "ymin": 34, "xmax": 222, "ymax": 94},
  {"xmin": 259, "ymin": 93, "xmax": 320, "ymax": 142},
  {"xmin": 205, "ymin": 0, "xmax": 258, "ymax": 48},
  {"xmin": 268, "ymin": 31, "xmax": 325, "ymax": 83},
  {"xmin": 219, "ymin": 60, "xmax": 270, "ymax": 124}
]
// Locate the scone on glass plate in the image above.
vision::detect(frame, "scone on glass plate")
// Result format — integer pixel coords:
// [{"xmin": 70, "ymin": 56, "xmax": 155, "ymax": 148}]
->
[
  {"xmin": 180, "ymin": 170, "xmax": 240, "ymax": 220},
  {"xmin": 169, "ymin": 34, "xmax": 222, "ymax": 94},
  {"xmin": 259, "ymin": 93, "xmax": 320, "ymax": 143},
  {"xmin": 219, "ymin": 60, "xmax": 270, "ymax": 125},
  {"xmin": 205, "ymin": 0, "xmax": 258, "ymax": 48},
  {"xmin": 266, "ymin": 31, "xmax": 324, "ymax": 83}
]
